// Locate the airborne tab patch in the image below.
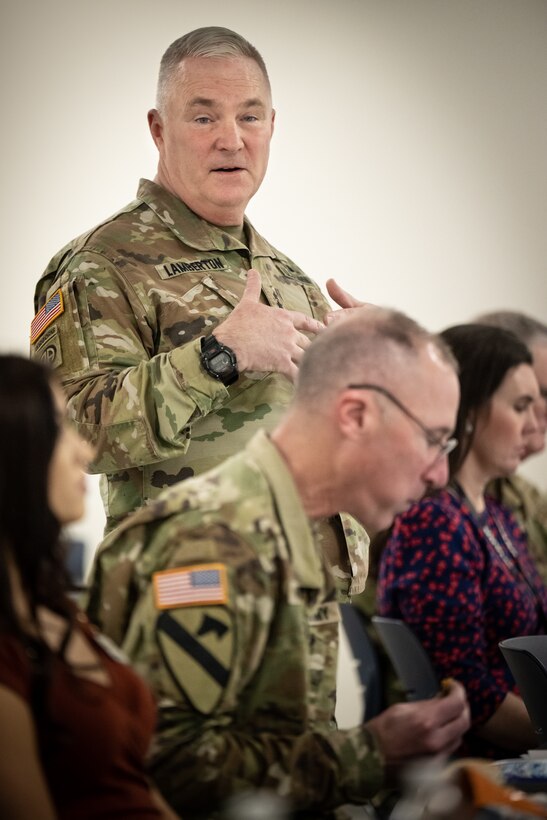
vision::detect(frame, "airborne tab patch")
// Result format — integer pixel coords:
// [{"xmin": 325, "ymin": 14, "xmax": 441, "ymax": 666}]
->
[
  {"xmin": 155, "ymin": 257, "xmax": 227, "ymax": 279},
  {"xmin": 153, "ymin": 563, "xmax": 228, "ymax": 610},
  {"xmin": 30, "ymin": 289, "xmax": 64, "ymax": 344}
]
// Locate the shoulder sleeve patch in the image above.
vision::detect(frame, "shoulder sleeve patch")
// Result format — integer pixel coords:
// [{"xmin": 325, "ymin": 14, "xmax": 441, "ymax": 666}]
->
[
  {"xmin": 30, "ymin": 289, "xmax": 64, "ymax": 344},
  {"xmin": 153, "ymin": 563, "xmax": 228, "ymax": 610},
  {"xmin": 156, "ymin": 606, "xmax": 233, "ymax": 713}
]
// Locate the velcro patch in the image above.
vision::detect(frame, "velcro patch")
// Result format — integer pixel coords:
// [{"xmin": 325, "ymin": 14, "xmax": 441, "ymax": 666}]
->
[
  {"xmin": 30, "ymin": 289, "xmax": 64, "ymax": 344},
  {"xmin": 155, "ymin": 257, "xmax": 227, "ymax": 279},
  {"xmin": 33, "ymin": 324, "xmax": 63, "ymax": 369},
  {"xmin": 156, "ymin": 606, "xmax": 233, "ymax": 713},
  {"xmin": 30, "ymin": 288, "xmax": 65, "ymax": 344},
  {"xmin": 153, "ymin": 563, "xmax": 228, "ymax": 610}
]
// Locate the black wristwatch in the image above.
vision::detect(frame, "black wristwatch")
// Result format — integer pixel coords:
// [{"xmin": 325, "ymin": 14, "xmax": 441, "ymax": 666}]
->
[{"xmin": 200, "ymin": 334, "xmax": 239, "ymax": 386}]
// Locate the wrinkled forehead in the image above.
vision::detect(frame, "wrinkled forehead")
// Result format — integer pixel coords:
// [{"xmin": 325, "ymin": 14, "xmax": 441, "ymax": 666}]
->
[
  {"xmin": 170, "ymin": 54, "xmax": 272, "ymax": 104},
  {"xmin": 397, "ymin": 343, "xmax": 460, "ymax": 425}
]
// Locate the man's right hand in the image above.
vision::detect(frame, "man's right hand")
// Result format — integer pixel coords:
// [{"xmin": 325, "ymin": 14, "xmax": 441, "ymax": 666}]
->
[
  {"xmin": 214, "ymin": 269, "xmax": 325, "ymax": 383},
  {"xmin": 365, "ymin": 679, "xmax": 471, "ymax": 768}
]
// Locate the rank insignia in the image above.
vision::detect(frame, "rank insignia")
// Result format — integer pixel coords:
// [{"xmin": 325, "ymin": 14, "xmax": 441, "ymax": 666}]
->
[{"xmin": 30, "ymin": 289, "xmax": 64, "ymax": 344}]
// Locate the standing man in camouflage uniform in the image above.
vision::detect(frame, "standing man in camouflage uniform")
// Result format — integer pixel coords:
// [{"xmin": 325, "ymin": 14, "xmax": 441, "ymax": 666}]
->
[
  {"xmin": 87, "ymin": 308, "xmax": 470, "ymax": 819},
  {"xmin": 475, "ymin": 311, "xmax": 547, "ymax": 584},
  {"xmin": 30, "ymin": 26, "xmax": 366, "ymax": 595}
]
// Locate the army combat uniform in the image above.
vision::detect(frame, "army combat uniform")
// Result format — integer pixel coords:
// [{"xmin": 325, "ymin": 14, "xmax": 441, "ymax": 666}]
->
[
  {"xmin": 490, "ymin": 474, "xmax": 547, "ymax": 586},
  {"xmin": 31, "ymin": 179, "xmax": 367, "ymax": 596},
  {"xmin": 86, "ymin": 431, "xmax": 385, "ymax": 819},
  {"xmin": 32, "ymin": 179, "xmax": 325, "ymax": 529}
]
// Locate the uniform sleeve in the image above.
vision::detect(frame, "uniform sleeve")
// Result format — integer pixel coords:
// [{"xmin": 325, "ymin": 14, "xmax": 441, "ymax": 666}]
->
[
  {"xmin": 499, "ymin": 502, "xmax": 547, "ymax": 616},
  {"xmin": 32, "ymin": 252, "xmax": 229, "ymax": 473},
  {"xmin": 507, "ymin": 478, "xmax": 547, "ymax": 589},
  {"xmin": 377, "ymin": 500, "xmax": 507, "ymax": 726},
  {"xmin": 111, "ymin": 527, "xmax": 384, "ymax": 814}
]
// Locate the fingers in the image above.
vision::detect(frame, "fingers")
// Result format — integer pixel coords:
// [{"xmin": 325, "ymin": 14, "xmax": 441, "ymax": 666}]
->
[
  {"xmin": 286, "ymin": 361, "xmax": 299, "ymax": 384},
  {"xmin": 240, "ymin": 269, "xmax": 262, "ymax": 304},
  {"xmin": 289, "ymin": 332, "xmax": 314, "ymax": 368},
  {"xmin": 323, "ymin": 309, "xmax": 347, "ymax": 326},
  {"xmin": 367, "ymin": 682, "xmax": 470, "ymax": 762},
  {"xmin": 417, "ymin": 682, "xmax": 470, "ymax": 755},
  {"xmin": 427, "ymin": 709, "xmax": 470, "ymax": 756},
  {"xmin": 295, "ymin": 330, "xmax": 315, "ymax": 351},
  {"xmin": 288, "ymin": 311, "xmax": 325, "ymax": 334},
  {"xmin": 326, "ymin": 278, "xmax": 365, "ymax": 310},
  {"xmin": 217, "ymin": 277, "xmax": 324, "ymax": 378},
  {"xmin": 324, "ymin": 304, "xmax": 375, "ymax": 326},
  {"xmin": 434, "ymin": 679, "xmax": 468, "ymax": 722}
]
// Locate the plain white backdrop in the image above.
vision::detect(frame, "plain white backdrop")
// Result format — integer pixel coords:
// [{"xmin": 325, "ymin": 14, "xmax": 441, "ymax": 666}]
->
[{"xmin": 1, "ymin": 0, "xmax": 546, "ymax": 562}]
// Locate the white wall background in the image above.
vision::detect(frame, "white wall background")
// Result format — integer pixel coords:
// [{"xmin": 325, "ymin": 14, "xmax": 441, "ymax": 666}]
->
[{"xmin": 1, "ymin": 0, "xmax": 546, "ymax": 560}]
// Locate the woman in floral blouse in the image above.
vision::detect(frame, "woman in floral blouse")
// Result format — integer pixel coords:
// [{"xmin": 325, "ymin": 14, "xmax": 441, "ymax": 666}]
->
[{"xmin": 378, "ymin": 324, "xmax": 547, "ymax": 759}]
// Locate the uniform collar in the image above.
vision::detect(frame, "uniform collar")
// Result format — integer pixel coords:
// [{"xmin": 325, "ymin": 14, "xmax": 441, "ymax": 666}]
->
[
  {"xmin": 247, "ymin": 430, "xmax": 324, "ymax": 590},
  {"xmin": 137, "ymin": 178, "xmax": 279, "ymax": 260}
]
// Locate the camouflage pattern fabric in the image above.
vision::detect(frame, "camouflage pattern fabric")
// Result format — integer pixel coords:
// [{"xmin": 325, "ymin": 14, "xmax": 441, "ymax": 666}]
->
[
  {"xmin": 31, "ymin": 179, "xmax": 367, "ymax": 596},
  {"xmin": 86, "ymin": 431, "xmax": 384, "ymax": 818},
  {"xmin": 489, "ymin": 474, "xmax": 547, "ymax": 587},
  {"xmin": 31, "ymin": 179, "xmax": 323, "ymax": 526}
]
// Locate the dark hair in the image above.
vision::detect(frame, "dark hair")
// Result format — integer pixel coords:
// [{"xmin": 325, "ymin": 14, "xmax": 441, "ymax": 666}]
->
[
  {"xmin": 440, "ymin": 324, "xmax": 533, "ymax": 476},
  {"xmin": 0, "ymin": 355, "xmax": 71, "ymax": 634}
]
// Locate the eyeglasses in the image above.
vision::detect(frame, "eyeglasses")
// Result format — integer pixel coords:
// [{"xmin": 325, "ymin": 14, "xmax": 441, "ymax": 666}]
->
[{"xmin": 347, "ymin": 382, "xmax": 458, "ymax": 459}]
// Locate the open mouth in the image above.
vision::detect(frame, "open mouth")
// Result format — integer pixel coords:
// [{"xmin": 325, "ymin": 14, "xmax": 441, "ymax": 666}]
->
[{"xmin": 213, "ymin": 167, "xmax": 244, "ymax": 173}]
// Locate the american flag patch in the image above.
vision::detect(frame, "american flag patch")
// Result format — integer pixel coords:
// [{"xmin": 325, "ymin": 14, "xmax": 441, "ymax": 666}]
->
[
  {"xmin": 30, "ymin": 290, "xmax": 64, "ymax": 343},
  {"xmin": 153, "ymin": 564, "xmax": 228, "ymax": 610}
]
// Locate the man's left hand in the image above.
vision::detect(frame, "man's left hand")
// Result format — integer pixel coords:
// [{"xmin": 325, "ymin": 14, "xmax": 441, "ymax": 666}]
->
[{"xmin": 324, "ymin": 279, "xmax": 369, "ymax": 324}]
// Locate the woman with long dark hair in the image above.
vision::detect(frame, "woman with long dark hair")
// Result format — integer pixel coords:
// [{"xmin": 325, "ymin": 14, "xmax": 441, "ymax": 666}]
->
[
  {"xmin": 378, "ymin": 324, "xmax": 547, "ymax": 759},
  {"xmin": 0, "ymin": 355, "xmax": 179, "ymax": 819}
]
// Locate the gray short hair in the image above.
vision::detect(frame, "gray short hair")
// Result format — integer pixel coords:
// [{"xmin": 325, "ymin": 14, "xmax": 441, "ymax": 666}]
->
[
  {"xmin": 474, "ymin": 310, "xmax": 547, "ymax": 347},
  {"xmin": 295, "ymin": 307, "xmax": 456, "ymax": 406},
  {"xmin": 156, "ymin": 26, "xmax": 270, "ymax": 112}
]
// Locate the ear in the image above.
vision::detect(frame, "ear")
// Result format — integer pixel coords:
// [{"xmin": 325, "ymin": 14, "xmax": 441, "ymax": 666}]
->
[
  {"xmin": 270, "ymin": 108, "xmax": 276, "ymax": 138},
  {"xmin": 336, "ymin": 390, "xmax": 374, "ymax": 440},
  {"xmin": 148, "ymin": 108, "xmax": 164, "ymax": 150}
]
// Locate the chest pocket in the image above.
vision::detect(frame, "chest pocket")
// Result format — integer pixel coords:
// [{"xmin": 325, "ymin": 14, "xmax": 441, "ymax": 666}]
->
[
  {"xmin": 259, "ymin": 259, "xmax": 323, "ymax": 318},
  {"xmin": 199, "ymin": 275, "xmax": 242, "ymax": 308}
]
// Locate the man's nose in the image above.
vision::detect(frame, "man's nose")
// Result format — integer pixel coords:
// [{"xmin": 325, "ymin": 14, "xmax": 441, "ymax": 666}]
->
[
  {"xmin": 423, "ymin": 452, "xmax": 450, "ymax": 490},
  {"xmin": 215, "ymin": 119, "xmax": 244, "ymax": 151}
]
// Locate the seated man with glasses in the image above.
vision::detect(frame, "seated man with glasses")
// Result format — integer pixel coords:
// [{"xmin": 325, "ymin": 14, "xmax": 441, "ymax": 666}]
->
[
  {"xmin": 86, "ymin": 306, "xmax": 469, "ymax": 819},
  {"xmin": 378, "ymin": 323, "xmax": 546, "ymax": 761}
]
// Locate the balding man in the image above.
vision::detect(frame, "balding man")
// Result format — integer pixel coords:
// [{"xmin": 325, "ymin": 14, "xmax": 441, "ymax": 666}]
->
[{"xmin": 86, "ymin": 307, "xmax": 469, "ymax": 819}]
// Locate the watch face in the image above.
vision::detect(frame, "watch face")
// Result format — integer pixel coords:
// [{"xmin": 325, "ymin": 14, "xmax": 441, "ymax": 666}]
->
[
  {"xmin": 201, "ymin": 336, "xmax": 238, "ymax": 385},
  {"xmin": 210, "ymin": 351, "xmax": 233, "ymax": 375}
]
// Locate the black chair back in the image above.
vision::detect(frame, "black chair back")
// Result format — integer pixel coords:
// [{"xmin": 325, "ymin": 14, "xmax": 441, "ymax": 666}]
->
[
  {"xmin": 340, "ymin": 603, "xmax": 384, "ymax": 721},
  {"xmin": 499, "ymin": 635, "xmax": 547, "ymax": 749},
  {"xmin": 372, "ymin": 616, "xmax": 440, "ymax": 701}
]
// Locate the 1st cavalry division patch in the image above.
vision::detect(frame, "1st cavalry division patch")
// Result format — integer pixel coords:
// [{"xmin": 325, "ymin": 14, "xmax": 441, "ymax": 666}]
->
[{"xmin": 154, "ymin": 564, "xmax": 231, "ymax": 712}]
